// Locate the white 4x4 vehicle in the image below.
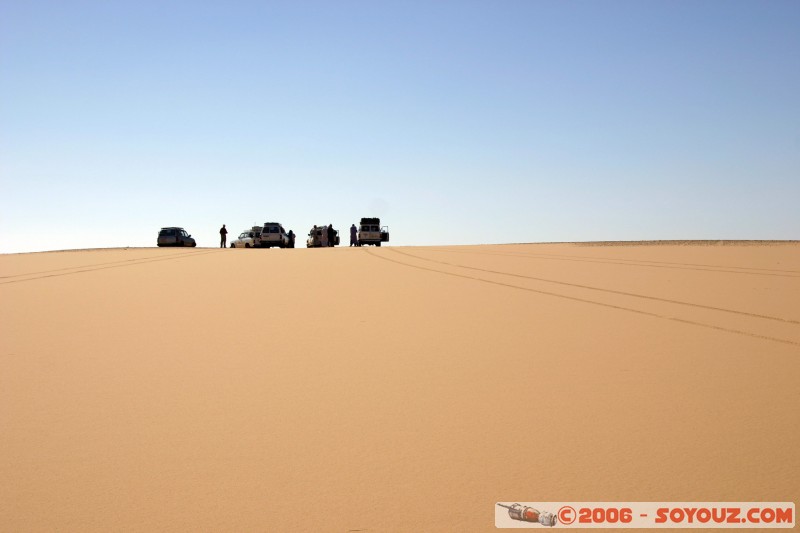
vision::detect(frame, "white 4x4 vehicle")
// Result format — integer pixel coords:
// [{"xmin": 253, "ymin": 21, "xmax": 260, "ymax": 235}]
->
[
  {"xmin": 358, "ymin": 217, "xmax": 389, "ymax": 247},
  {"xmin": 306, "ymin": 225, "xmax": 340, "ymax": 247},
  {"xmin": 231, "ymin": 228, "xmax": 260, "ymax": 248},
  {"xmin": 256, "ymin": 222, "xmax": 289, "ymax": 248}
]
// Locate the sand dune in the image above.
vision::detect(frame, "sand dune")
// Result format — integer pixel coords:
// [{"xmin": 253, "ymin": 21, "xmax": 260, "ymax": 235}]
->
[{"xmin": 2, "ymin": 243, "xmax": 798, "ymax": 531}]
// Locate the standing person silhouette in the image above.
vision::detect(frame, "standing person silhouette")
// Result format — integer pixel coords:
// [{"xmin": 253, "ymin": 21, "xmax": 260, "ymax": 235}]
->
[
  {"xmin": 349, "ymin": 224, "xmax": 358, "ymax": 247},
  {"xmin": 219, "ymin": 224, "xmax": 228, "ymax": 248},
  {"xmin": 327, "ymin": 224, "xmax": 335, "ymax": 247}
]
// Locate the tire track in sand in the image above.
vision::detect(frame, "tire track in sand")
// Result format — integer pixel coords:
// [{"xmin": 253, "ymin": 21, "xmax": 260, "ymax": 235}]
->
[
  {"xmin": 364, "ymin": 249, "xmax": 799, "ymax": 347},
  {"xmin": 0, "ymin": 249, "xmax": 223, "ymax": 286},
  {"xmin": 390, "ymin": 249, "xmax": 799, "ymax": 325},
  {"xmin": 0, "ymin": 249, "xmax": 211, "ymax": 279},
  {"xmin": 419, "ymin": 247, "xmax": 800, "ymax": 278}
]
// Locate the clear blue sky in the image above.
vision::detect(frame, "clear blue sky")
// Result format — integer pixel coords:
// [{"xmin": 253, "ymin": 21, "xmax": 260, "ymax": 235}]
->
[{"xmin": 1, "ymin": 0, "xmax": 798, "ymax": 252}]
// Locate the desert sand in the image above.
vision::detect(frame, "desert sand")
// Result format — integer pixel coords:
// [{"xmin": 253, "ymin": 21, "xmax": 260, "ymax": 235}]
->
[{"xmin": 1, "ymin": 242, "xmax": 798, "ymax": 531}]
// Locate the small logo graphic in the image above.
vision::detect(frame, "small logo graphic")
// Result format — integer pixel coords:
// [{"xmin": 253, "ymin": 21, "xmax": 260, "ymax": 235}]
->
[
  {"xmin": 497, "ymin": 503, "xmax": 557, "ymax": 527},
  {"xmin": 495, "ymin": 502, "xmax": 795, "ymax": 528}
]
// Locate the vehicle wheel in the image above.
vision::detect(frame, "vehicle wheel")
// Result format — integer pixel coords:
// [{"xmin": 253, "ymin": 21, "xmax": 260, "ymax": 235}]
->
[
  {"xmin": 231, "ymin": 243, "xmax": 236, "ymax": 248},
  {"xmin": 178, "ymin": 241, "xmax": 184, "ymax": 247},
  {"xmin": 192, "ymin": 243, "xmax": 196, "ymax": 247},
  {"xmin": 376, "ymin": 242, "xmax": 381, "ymax": 247},
  {"xmin": 245, "ymin": 243, "xmax": 250, "ymax": 248}
]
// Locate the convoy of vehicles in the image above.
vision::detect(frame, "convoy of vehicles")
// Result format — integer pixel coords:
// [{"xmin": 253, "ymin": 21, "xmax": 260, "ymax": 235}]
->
[
  {"xmin": 159, "ymin": 218, "xmax": 386, "ymax": 249},
  {"xmin": 358, "ymin": 218, "xmax": 389, "ymax": 246},
  {"xmin": 157, "ymin": 227, "xmax": 196, "ymax": 247}
]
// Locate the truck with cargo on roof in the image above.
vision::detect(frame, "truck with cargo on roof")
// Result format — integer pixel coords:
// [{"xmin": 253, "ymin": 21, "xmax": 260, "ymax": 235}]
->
[
  {"xmin": 255, "ymin": 222, "xmax": 289, "ymax": 248},
  {"xmin": 230, "ymin": 226, "xmax": 262, "ymax": 248},
  {"xmin": 358, "ymin": 218, "xmax": 389, "ymax": 246}
]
